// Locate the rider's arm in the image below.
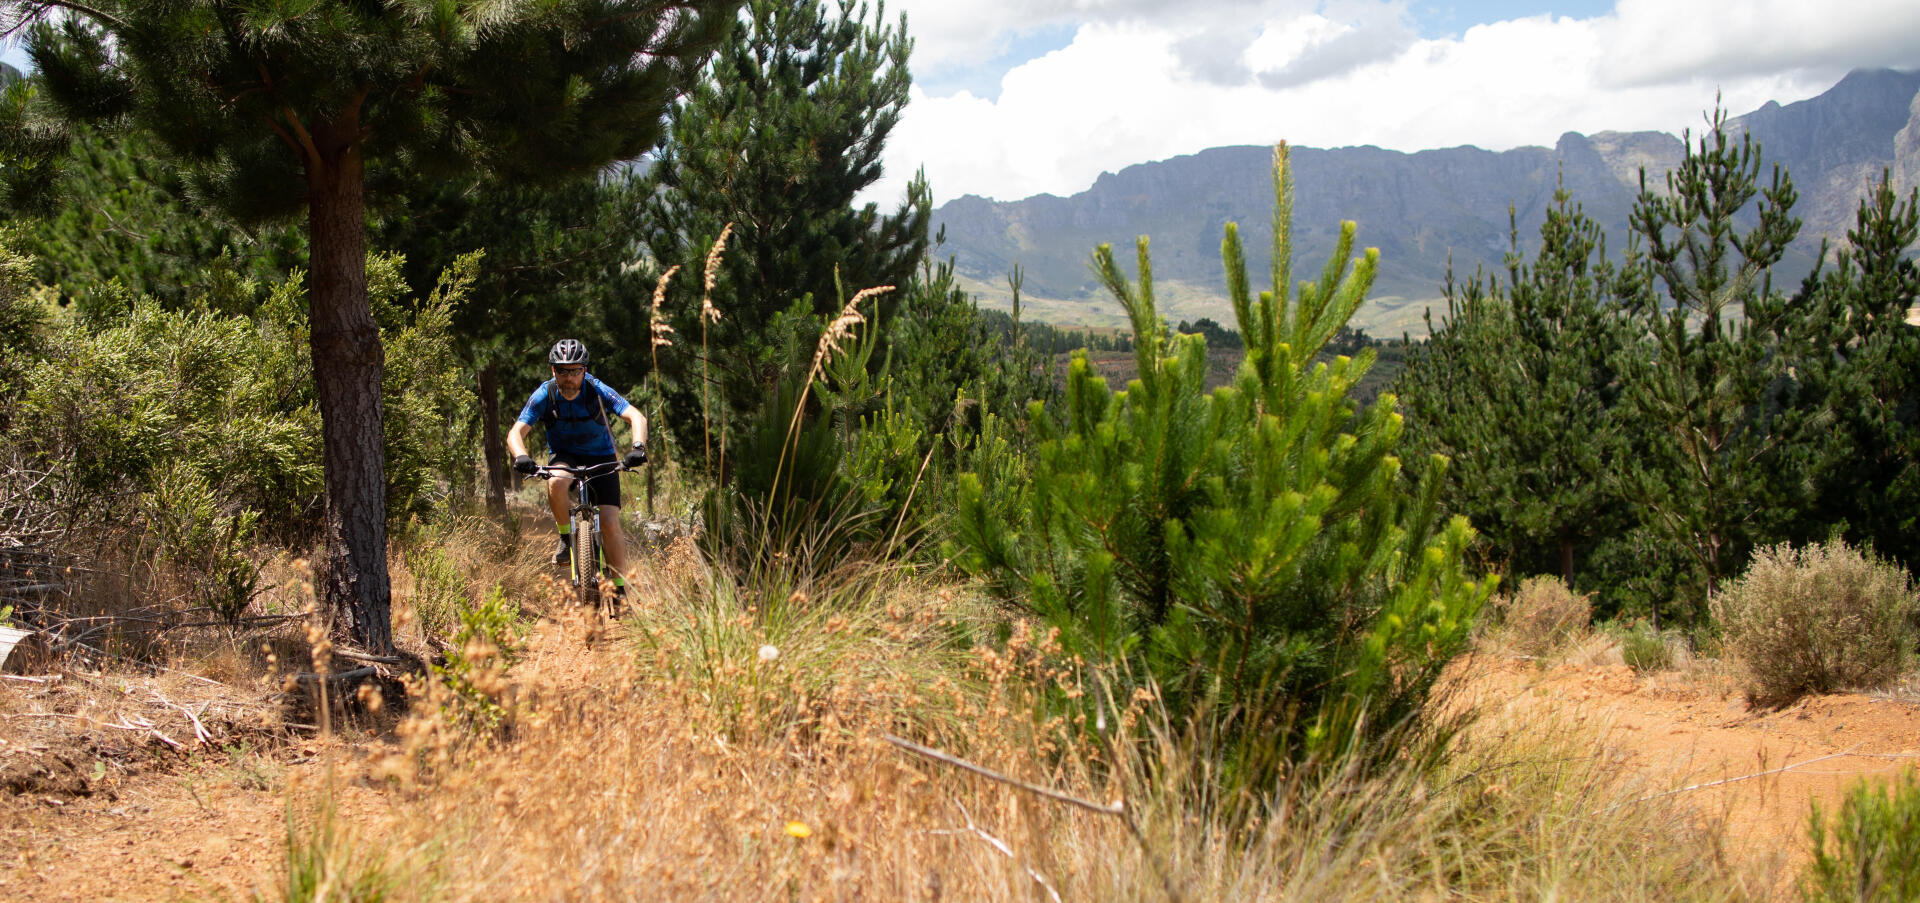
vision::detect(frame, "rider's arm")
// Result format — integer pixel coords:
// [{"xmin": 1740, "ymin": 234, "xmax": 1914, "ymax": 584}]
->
[
  {"xmin": 621, "ymin": 406, "xmax": 648, "ymax": 448},
  {"xmin": 507, "ymin": 420, "xmax": 534, "ymax": 458}
]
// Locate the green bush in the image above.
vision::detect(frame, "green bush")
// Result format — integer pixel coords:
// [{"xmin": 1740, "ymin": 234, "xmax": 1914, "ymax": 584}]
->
[
  {"xmin": 0, "ymin": 227, "xmax": 49, "ymax": 429},
  {"xmin": 1496, "ymin": 575, "xmax": 1590, "ymax": 657},
  {"xmin": 372, "ymin": 252, "xmax": 478, "ymax": 521},
  {"xmin": 955, "ymin": 146, "xmax": 1490, "ymax": 792},
  {"xmin": 12, "ymin": 251, "xmax": 477, "ymax": 542},
  {"xmin": 404, "ymin": 545, "xmax": 466, "ymax": 644},
  {"xmin": 431, "ymin": 584, "xmax": 521, "ymax": 734},
  {"xmin": 1713, "ymin": 538, "xmax": 1917, "ymax": 705},
  {"xmin": 1804, "ymin": 773, "xmax": 1920, "ymax": 903},
  {"xmin": 144, "ymin": 463, "xmax": 263, "ymax": 621},
  {"xmin": 1614, "ymin": 619, "xmax": 1674, "ymax": 673}
]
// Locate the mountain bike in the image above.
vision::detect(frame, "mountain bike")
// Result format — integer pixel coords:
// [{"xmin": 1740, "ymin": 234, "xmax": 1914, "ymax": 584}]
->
[{"xmin": 530, "ymin": 460, "xmax": 627, "ymax": 611}]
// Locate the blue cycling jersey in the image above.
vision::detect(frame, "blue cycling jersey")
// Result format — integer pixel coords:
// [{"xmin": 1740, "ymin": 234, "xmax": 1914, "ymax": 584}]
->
[{"xmin": 516, "ymin": 374, "xmax": 633, "ymax": 457}]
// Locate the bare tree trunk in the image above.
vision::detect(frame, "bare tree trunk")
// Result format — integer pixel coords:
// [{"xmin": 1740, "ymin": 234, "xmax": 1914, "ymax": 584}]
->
[
  {"xmin": 306, "ymin": 116, "xmax": 393, "ymax": 655},
  {"xmin": 478, "ymin": 362, "xmax": 506, "ymax": 517}
]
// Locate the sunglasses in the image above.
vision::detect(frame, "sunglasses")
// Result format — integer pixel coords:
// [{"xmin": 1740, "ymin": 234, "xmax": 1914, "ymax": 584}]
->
[{"xmin": 555, "ymin": 366, "xmax": 586, "ymax": 376}]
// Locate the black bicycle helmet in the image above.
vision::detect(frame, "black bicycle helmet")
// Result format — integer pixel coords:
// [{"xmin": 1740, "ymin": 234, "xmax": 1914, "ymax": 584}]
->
[{"xmin": 548, "ymin": 338, "xmax": 589, "ymax": 366}]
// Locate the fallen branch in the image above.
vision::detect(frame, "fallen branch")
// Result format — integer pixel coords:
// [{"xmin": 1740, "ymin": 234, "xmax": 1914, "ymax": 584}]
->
[
  {"xmin": 152, "ymin": 690, "xmax": 214, "ymax": 745},
  {"xmin": 929, "ymin": 802, "xmax": 1062, "ymax": 903},
  {"xmin": 884, "ymin": 734, "xmax": 1122, "ymax": 816},
  {"xmin": 104, "ymin": 714, "xmax": 184, "ymax": 751},
  {"xmin": 884, "ymin": 734, "xmax": 1182, "ymax": 903},
  {"xmin": 289, "ymin": 666, "xmax": 383, "ymax": 686},
  {"xmin": 1598, "ymin": 747, "xmax": 1860, "ymax": 813}
]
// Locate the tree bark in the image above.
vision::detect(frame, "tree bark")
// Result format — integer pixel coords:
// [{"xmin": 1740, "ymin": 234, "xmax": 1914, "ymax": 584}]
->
[
  {"xmin": 305, "ymin": 114, "xmax": 394, "ymax": 655},
  {"xmin": 479, "ymin": 362, "xmax": 506, "ymax": 517}
]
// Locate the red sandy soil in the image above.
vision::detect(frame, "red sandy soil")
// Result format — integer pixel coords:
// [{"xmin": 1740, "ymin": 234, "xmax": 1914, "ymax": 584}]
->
[
  {"xmin": 1456, "ymin": 651, "xmax": 1920, "ymax": 874},
  {"xmin": 3, "ymin": 635, "xmax": 1917, "ymax": 901}
]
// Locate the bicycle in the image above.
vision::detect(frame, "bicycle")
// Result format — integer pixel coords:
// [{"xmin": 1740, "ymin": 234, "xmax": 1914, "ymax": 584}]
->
[{"xmin": 530, "ymin": 460, "xmax": 628, "ymax": 611}]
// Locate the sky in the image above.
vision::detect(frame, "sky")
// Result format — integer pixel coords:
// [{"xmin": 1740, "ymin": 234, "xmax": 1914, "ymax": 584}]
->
[
  {"xmin": 6, "ymin": 2, "xmax": 1919, "ymax": 208},
  {"xmin": 874, "ymin": 0, "xmax": 1920, "ymax": 206}
]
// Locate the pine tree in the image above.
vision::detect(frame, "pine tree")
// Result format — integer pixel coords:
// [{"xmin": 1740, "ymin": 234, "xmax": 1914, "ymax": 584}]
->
[
  {"xmin": 1778, "ymin": 173, "xmax": 1920, "ymax": 568},
  {"xmin": 19, "ymin": 125, "xmax": 305, "ymax": 314},
  {"xmin": 956, "ymin": 146, "xmax": 1489, "ymax": 793},
  {"xmin": 4, "ymin": 1, "xmax": 734, "ymax": 652},
  {"xmin": 1619, "ymin": 109, "xmax": 1807, "ymax": 614},
  {"xmin": 642, "ymin": 0, "xmax": 929, "ymax": 459},
  {"xmin": 1398, "ymin": 187, "xmax": 1644, "ymax": 586}
]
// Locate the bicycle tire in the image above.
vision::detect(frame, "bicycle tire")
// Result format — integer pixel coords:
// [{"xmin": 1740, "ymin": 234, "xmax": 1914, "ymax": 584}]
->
[{"xmin": 572, "ymin": 510, "xmax": 598, "ymax": 606}]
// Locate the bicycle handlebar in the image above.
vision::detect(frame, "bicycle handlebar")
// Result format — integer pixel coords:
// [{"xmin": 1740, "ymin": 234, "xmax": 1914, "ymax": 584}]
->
[{"xmin": 529, "ymin": 460, "xmax": 627, "ymax": 480}]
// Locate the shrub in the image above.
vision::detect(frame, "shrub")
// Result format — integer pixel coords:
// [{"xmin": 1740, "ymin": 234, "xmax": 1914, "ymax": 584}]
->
[
  {"xmin": 143, "ymin": 463, "xmax": 264, "ymax": 622},
  {"xmin": 0, "ymin": 228, "xmax": 48, "ymax": 429},
  {"xmin": 1713, "ymin": 538, "xmax": 1917, "ymax": 705},
  {"xmin": 430, "ymin": 585, "xmax": 522, "ymax": 734},
  {"xmin": 403, "ymin": 545, "xmax": 466, "ymax": 645},
  {"xmin": 14, "ymin": 296, "xmax": 322, "ymax": 532},
  {"xmin": 1614, "ymin": 619, "xmax": 1674, "ymax": 673},
  {"xmin": 1803, "ymin": 773, "xmax": 1920, "ymax": 903},
  {"xmin": 1496, "ymin": 575, "xmax": 1590, "ymax": 656},
  {"xmin": 955, "ymin": 145, "xmax": 1490, "ymax": 793}
]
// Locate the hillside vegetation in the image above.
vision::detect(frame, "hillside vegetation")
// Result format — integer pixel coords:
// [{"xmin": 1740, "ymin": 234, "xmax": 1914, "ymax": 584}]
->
[{"xmin": 1, "ymin": 5, "xmax": 1918, "ymax": 902}]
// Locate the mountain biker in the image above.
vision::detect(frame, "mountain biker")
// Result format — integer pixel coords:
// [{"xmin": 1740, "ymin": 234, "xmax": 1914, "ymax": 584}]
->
[{"xmin": 507, "ymin": 339, "xmax": 648, "ymax": 598}]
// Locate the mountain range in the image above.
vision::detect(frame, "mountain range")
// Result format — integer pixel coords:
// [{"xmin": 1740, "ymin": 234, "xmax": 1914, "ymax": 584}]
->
[{"xmin": 931, "ymin": 68, "xmax": 1920, "ymax": 337}]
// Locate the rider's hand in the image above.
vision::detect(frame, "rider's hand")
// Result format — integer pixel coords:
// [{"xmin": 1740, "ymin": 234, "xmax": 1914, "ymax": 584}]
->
[
  {"xmin": 513, "ymin": 454, "xmax": 537, "ymax": 475},
  {"xmin": 624, "ymin": 443, "xmax": 648, "ymax": 469}
]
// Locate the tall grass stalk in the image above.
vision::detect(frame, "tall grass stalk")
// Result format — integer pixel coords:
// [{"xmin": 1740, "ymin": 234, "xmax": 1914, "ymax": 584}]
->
[
  {"xmin": 698, "ymin": 224, "xmax": 732, "ymax": 475},
  {"xmin": 646, "ymin": 264, "xmax": 681, "ymax": 516}
]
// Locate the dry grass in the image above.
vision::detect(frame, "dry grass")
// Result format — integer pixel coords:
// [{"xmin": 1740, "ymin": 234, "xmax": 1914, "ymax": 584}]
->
[
  {"xmin": 1489, "ymin": 575, "xmax": 1593, "ymax": 660},
  {"xmin": 0, "ymin": 505, "xmax": 1784, "ymax": 901},
  {"xmin": 261, "ymin": 525, "xmax": 1781, "ymax": 903}
]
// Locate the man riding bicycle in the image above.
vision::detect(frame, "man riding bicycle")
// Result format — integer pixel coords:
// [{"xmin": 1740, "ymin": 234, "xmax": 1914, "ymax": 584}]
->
[{"xmin": 507, "ymin": 339, "xmax": 648, "ymax": 598}]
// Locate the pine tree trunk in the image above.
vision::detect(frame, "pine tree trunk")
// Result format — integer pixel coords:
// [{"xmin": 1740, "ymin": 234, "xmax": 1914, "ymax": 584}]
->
[
  {"xmin": 479, "ymin": 362, "xmax": 506, "ymax": 517},
  {"xmin": 305, "ymin": 115, "xmax": 394, "ymax": 655}
]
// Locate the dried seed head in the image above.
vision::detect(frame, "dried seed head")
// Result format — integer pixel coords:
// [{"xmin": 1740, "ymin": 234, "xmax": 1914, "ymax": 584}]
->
[
  {"xmin": 701, "ymin": 224, "xmax": 733, "ymax": 324},
  {"xmin": 650, "ymin": 265, "xmax": 682, "ymax": 349},
  {"xmin": 808, "ymin": 285, "xmax": 893, "ymax": 377}
]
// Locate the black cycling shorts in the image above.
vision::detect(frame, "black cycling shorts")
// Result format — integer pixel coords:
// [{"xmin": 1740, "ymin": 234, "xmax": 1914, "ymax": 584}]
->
[{"xmin": 548, "ymin": 451, "xmax": 623, "ymax": 509}]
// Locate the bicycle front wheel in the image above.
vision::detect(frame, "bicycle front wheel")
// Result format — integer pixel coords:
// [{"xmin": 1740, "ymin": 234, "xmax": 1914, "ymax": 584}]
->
[{"xmin": 572, "ymin": 511, "xmax": 598, "ymax": 606}]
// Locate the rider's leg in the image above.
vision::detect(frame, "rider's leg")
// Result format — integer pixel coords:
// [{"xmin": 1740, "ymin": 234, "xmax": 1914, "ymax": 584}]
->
[
  {"xmin": 547, "ymin": 476, "xmax": 574, "ymax": 564},
  {"xmin": 598, "ymin": 504, "xmax": 632, "ymax": 587},
  {"xmin": 547, "ymin": 476, "xmax": 572, "ymax": 527}
]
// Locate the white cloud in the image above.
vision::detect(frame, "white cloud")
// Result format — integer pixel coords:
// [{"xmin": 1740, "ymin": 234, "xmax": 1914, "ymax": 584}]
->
[{"xmin": 868, "ymin": 1, "xmax": 1920, "ymax": 207}]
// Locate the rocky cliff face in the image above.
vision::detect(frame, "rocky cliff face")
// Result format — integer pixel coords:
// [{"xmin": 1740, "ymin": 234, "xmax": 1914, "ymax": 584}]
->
[{"xmin": 936, "ymin": 68, "xmax": 1920, "ymax": 336}]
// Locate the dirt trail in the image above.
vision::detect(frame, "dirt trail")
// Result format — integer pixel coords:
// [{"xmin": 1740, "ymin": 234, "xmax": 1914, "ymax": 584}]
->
[
  {"xmin": 1457, "ymin": 653, "xmax": 1920, "ymax": 869},
  {"xmin": 4, "ymin": 636, "xmax": 1919, "ymax": 899}
]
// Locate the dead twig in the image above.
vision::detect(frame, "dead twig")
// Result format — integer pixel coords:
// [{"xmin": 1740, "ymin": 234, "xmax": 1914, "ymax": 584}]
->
[
  {"xmin": 287, "ymin": 666, "xmax": 383, "ymax": 687},
  {"xmin": 884, "ymin": 734, "xmax": 1121, "ymax": 815},
  {"xmin": 928, "ymin": 802, "xmax": 1062, "ymax": 903},
  {"xmin": 104, "ymin": 714, "xmax": 184, "ymax": 751},
  {"xmin": 884, "ymin": 734, "xmax": 1183, "ymax": 903},
  {"xmin": 151, "ymin": 690, "xmax": 214, "ymax": 745},
  {"xmin": 1597, "ymin": 746, "xmax": 1860, "ymax": 813}
]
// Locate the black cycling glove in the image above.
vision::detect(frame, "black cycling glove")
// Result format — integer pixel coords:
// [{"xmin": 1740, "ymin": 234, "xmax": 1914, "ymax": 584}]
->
[
  {"xmin": 623, "ymin": 443, "xmax": 648, "ymax": 469},
  {"xmin": 512, "ymin": 454, "xmax": 537, "ymax": 475}
]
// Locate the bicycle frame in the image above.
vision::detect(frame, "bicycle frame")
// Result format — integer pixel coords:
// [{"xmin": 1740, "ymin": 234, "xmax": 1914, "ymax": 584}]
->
[{"xmin": 532, "ymin": 460, "xmax": 624, "ymax": 609}]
